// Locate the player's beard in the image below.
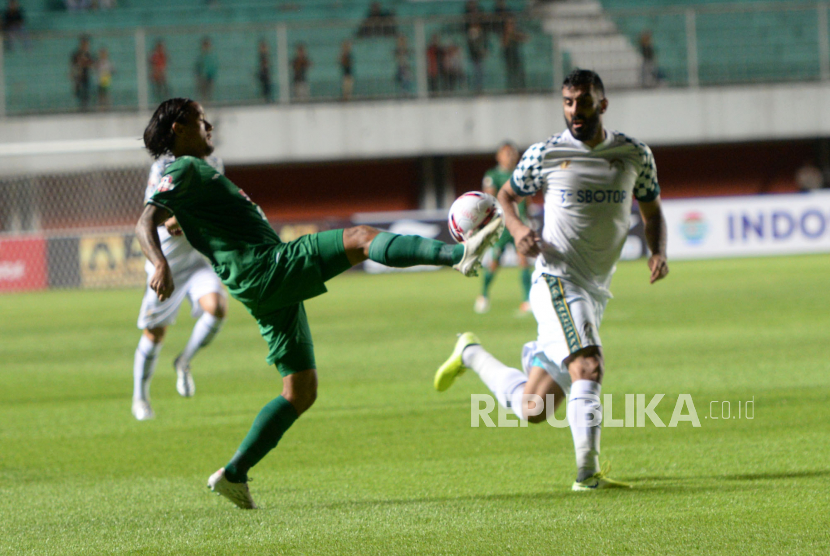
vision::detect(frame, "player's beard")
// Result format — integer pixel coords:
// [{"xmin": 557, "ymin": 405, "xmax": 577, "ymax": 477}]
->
[{"xmin": 566, "ymin": 112, "xmax": 601, "ymax": 143}]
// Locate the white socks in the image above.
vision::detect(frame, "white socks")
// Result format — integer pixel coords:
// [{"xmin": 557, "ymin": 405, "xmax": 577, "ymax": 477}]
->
[
  {"xmin": 462, "ymin": 344, "xmax": 528, "ymax": 420},
  {"xmin": 178, "ymin": 312, "xmax": 224, "ymax": 367},
  {"xmin": 133, "ymin": 335, "xmax": 162, "ymax": 402},
  {"xmin": 568, "ymin": 379, "xmax": 602, "ymax": 482}
]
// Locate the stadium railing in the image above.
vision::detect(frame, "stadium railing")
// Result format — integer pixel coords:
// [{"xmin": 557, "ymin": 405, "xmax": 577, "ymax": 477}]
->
[{"xmin": 0, "ymin": 13, "xmax": 553, "ymax": 116}]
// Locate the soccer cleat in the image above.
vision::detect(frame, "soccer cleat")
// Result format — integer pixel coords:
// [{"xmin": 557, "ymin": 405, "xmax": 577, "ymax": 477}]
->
[
  {"xmin": 208, "ymin": 468, "xmax": 257, "ymax": 509},
  {"xmin": 571, "ymin": 463, "xmax": 632, "ymax": 491},
  {"xmin": 434, "ymin": 332, "xmax": 480, "ymax": 392},
  {"xmin": 453, "ymin": 217, "xmax": 504, "ymax": 277},
  {"xmin": 174, "ymin": 356, "xmax": 195, "ymax": 398},
  {"xmin": 473, "ymin": 296, "xmax": 490, "ymax": 314},
  {"xmin": 131, "ymin": 399, "xmax": 155, "ymax": 421}
]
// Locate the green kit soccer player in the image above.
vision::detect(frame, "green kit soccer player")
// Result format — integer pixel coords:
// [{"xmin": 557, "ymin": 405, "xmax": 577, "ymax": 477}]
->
[
  {"xmin": 475, "ymin": 141, "xmax": 533, "ymax": 314},
  {"xmin": 136, "ymin": 98, "xmax": 503, "ymax": 509}
]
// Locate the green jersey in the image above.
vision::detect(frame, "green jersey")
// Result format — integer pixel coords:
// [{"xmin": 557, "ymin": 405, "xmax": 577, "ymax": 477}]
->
[
  {"xmin": 483, "ymin": 165, "xmax": 528, "ymax": 221},
  {"xmin": 148, "ymin": 156, "xmax": 281, "ymax": 312}
]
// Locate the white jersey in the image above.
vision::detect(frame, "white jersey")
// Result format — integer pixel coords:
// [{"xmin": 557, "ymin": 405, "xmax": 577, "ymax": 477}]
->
[
  {"xmin": 511, "ymin": 128, "xmax": 659, "ymax": 298},
  {"xmin": 144, "ymin": 154, "xmax": 225, "ymax": 276}
]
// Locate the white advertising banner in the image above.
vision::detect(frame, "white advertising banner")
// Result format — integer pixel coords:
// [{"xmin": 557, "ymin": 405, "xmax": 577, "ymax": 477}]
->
[{"xmin": 663, "ymin": 191, "xmax": 830, "ymax": 260}]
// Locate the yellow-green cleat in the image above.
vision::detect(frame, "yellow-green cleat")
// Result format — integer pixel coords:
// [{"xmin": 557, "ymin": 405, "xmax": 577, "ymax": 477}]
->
[
  {"xmin": 572, "ymin": 463, "xmax": 632, "ymax": 491},
  {"xmin": 434, "ymin": 332, "xmax": 481, "ymax": 392}
]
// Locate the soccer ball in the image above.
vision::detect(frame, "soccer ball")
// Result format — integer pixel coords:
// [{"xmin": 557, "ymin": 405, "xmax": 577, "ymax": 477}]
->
[{"xmin": 448, "ymin": 191, "xmax": 501, "ymax": 243}]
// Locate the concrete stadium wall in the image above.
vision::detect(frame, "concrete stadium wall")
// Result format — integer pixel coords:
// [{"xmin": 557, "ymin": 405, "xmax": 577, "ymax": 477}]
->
[{"xmin": 2, "ymin": 81, "xmax": 830, "ymax": 176}]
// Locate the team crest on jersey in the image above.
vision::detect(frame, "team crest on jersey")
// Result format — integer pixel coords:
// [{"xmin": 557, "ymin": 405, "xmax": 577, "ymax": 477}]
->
[
  {"xmin": 608, "ymin": 158, "xmax": 625, "ymax": 171},
  {"xmin": 560, "ymin": 161, "xmax": 571, "ymax": 169},
  {"xmin": 157, "ymin": 175, "xmax": 174, "ymax": 192}
]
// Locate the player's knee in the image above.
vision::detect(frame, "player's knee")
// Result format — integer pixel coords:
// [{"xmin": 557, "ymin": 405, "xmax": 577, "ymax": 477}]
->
[
  {"xmin": 344, "ymin": 225, "xmax": 380, "ymax": 252},
  {"xmin": 143, "ymin": 327, "xmax": 166, "ymax": 343},
  {"xmin": 200, "ymin": 293, "xmax": 227, "ymax": 319},
  {"xmin": 569, "ymin": 353, "xmax": 604, "ymax": 382}
]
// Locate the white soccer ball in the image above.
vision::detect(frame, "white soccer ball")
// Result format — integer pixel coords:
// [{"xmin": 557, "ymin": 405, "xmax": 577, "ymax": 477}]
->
[{"xmin": 448, "ymin": 191, "xmax": 501, "ymax": 243}]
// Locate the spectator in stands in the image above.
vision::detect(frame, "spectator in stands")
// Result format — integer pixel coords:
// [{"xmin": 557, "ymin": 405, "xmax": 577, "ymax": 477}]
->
[
  {"xmin": 639, "ymin": 30, "xmax": 659, "ymax": 88},
  {"xmin": 394, "ymin": 34, "xmax": 413, "ymax": 94},
  {"xmin": 501, "ymin": 18, "xmax": 527, "ymax": 91},
  {"xmin": 96, "ymin": 47, "xmax": 114, "ymax": 110},
  {"xmin": 149, "ymin": 40, "xmax": 170, "ymax": 101},
  {"xmin": 2, "ymin": 0, "xmax": 27, "ymax": 52},
  {"xmin": 339, "ymin": 40, "xmax": 354, "ymax": 100},
  {"xmin": 443, "ymin": 42, "xmax": 464, "ymax": 92},
  {"xmin": 195, "ymin": 37, "xmax": 218, "ymax": 103},
  {"xmin": 257, "ymin": 39, "xmax": 273, "ymax": 103},
  {"xmin": 357, "ymin": 1, "xmax": 397, "ymax": 38},
  {"xmin": 463, "ymin": 0, "xmax": 481, "ymax": 34},
  {"xmin": 796, "ymin": 160, "xmax": 825, "ymax": 193},
  {"xmin": 292, "ymin": 43, "xmax": 311, "ymax": 101},
  {"xmin": 490, "ymin": 0, "xmax": 511, "ymax": 36},
  {"xmin": 70, "ymin": 35, "xmax": 96, "ymax": 111},
  {"xmin": 426, "ymin": 33, "xmax": 445, "ymax": 94},
  {"xmin": 467, "ymin": 22, "xmax": 488, "ymax": 93}
]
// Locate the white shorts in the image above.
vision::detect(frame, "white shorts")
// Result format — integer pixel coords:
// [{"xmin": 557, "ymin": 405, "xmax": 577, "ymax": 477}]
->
[
  {"xmin": 137, "ymin": 265, "xmax": 225, "ymax": 330},
  {"xmin": 523, "ymin": 274, "xmax": 607, "ymax": 393}
]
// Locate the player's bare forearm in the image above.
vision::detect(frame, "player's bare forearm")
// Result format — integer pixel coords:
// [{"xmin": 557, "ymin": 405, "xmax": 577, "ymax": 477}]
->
[
  {"xmin": 136, "ymin": 204, "xmax": 175, "ymax": 300},
  {"xmin": 639, "ymin": 198, "xmax": 669, "ymax": 284},
  {"xmin": 497, "ymin": 182, "xmax": 539, "ymax": 256}
]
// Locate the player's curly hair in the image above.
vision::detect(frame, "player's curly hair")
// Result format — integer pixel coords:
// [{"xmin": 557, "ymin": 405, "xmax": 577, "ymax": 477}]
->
[
  {"xmin": 562, "ymin": 68, "xmax": 605, "ymax": 97},
  {"xmin": 143, "ymin": 98, "xmax": 197, "ymax": 159}
]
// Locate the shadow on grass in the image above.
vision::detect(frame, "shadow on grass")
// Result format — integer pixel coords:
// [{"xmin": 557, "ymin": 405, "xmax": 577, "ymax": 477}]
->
[{"xmin": 631, "ymin": 469, "xmax": 830, "ymax": 483}]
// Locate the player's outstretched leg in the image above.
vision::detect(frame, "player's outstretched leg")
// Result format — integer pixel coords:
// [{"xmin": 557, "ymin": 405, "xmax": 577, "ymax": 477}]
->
[
  {"xmin": 173, "ymin": 293, "xmax": 226, "ymax": 397},
  {"xmin": 347, "ymin": 217, "xmax": 502, "ymax": 277},
  {"xmin": 132, "ymin": 332, "xmax": 163, "ymax": 420},
  {"xmin": 435, "ymin": 334, "xmax": 531, "ymax": 421}
]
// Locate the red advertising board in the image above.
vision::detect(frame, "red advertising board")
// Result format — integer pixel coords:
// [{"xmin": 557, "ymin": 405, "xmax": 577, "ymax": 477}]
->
[{"xmin": 0, "ymin": 236, "xmax": 48, "ymax": 292}]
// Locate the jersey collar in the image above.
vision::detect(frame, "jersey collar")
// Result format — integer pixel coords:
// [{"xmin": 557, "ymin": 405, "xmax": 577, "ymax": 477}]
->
[{"xmin": 562, "ymin": 127, "xmax": 614, "ymax": 151}]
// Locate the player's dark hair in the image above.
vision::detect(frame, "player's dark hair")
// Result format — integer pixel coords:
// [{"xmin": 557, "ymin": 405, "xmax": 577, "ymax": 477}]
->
[
  {"xmin": 143, "ymin": 98, "xmax": 197, "ymax": 159},
  {"xmin": 562, "ymin": 68, "xmax": 605, "ymax": 97}
]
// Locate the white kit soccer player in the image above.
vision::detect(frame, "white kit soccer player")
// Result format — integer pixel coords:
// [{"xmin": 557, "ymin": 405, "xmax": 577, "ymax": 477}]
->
[
  {"xmin": 435, "ymin": 69, "xmax": 669, "ymax": 490},
  {"xmin": 132, "ymin": 154, "xmax": 228, "ymax": 421}
]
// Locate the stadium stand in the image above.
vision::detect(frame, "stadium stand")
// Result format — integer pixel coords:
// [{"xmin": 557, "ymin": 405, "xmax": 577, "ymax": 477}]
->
[{"xmin": 3, "ymin": 0, "xmax": 549, "ymax": 114}]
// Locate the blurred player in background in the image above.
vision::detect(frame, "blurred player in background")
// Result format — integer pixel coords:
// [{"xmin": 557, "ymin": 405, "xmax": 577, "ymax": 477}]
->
[
  {"xmin": 137, "ymin": 97, "xmax": 503, "ymax": 509},
  {"xmin": 474, "ymin": 141, "xmax": 533, "ymax": 315},
  {"xmin": 435, "ymin": 69, "xmax": 669, "ymax": 490},
  {"xmin": 132, "ymin": 153, "xmax": 228, "ymax": 421}
]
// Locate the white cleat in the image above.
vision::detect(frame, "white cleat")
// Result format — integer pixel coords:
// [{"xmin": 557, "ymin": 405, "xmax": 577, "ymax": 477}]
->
[
  {"xmin": 208, "ymin": 468, "xmax": 257, "ymax": 509},
  {"xmin": 473, "ymin": 296, "xmax": 490, "ymax": 314},
  {"xmin": 131, "ymin": 399, "xmax": 155, "ymax": 421},
  {"xmin": 453, "ymin": 217, "xmax": 504, "ymax": 277},
  {"xmin": 174, "ymin": 356, "xmax": 195, "ymax": 398}
]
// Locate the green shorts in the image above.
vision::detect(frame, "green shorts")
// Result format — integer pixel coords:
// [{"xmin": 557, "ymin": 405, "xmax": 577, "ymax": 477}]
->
[{"xmin": 255, "ymin": 229, "xmax": 351, "ymax": 376}]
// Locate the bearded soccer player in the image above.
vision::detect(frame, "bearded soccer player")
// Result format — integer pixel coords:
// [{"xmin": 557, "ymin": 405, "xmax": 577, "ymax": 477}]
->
[
  {"xmin": 136, "ymin": 98, "xmax": 503, "ymax": 509},
  {"xmin": 434, "ymin": 69, "xmax": 669, "ymax": 490}
]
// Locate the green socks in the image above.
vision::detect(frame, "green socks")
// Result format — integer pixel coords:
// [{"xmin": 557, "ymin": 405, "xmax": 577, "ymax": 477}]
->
[
  {"xmin": 368, "ymin": 232, "xmax": 463, "ymax": 267},
  {"xmin": 482, "ymin": 268, "xmax": 495, "ymax": 297},
  {"xmin": 521, "ymin": 267, "xmax": 532, "ymax": 301},
  {"xmin": 224, "ymin": 395, "xmax": 298, "ymax": 483}
]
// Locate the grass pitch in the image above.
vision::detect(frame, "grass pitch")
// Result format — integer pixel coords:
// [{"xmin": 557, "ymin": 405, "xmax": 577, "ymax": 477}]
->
[{"xmin": 1, "ymin": 255, "xmax": 829, "ymax": 555}]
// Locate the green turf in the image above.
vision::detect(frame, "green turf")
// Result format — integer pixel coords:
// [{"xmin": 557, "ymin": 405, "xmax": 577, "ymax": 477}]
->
[{"xmin": 1, "ymin": 255, "xmax": 829, "ymax": 555}]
